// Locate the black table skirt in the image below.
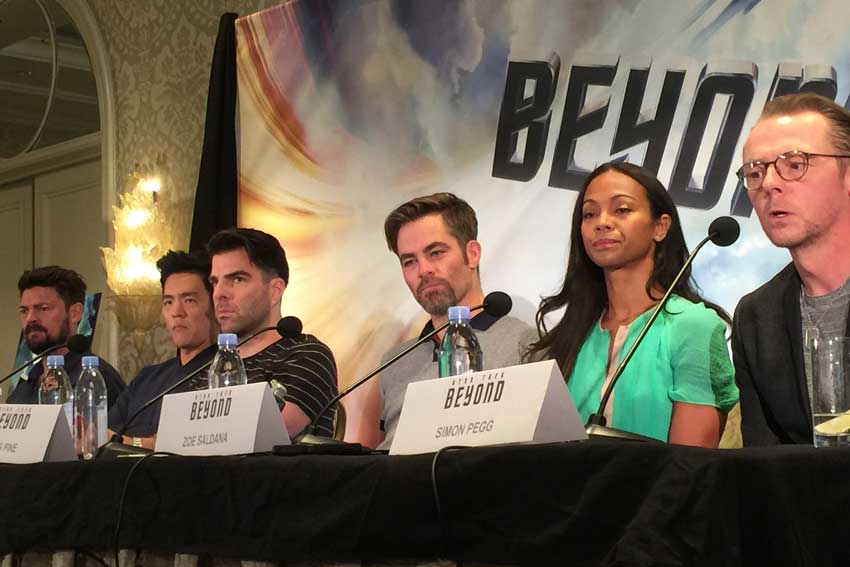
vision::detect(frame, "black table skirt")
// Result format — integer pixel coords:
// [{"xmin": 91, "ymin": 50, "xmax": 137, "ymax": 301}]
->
[{"xmin": 0, "ymin": 441, "xmax": 843, "ymax": 566}]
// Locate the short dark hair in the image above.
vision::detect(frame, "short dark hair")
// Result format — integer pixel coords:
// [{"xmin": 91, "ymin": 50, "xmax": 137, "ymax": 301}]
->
[
  {"xmin": 156, "ymin": 250, "xmax": 213, "ymax": 294},
  {"xmin": 761, "ymin": 93, "xmax": 850, "ymax": 153},
  {"xmin": 383, "ymin": 192, "xmax": 478, "ymax": 255},
  {"xmin": 206, "ymin": 228, "xmax": 289, "ymax": 283},
  {"xmin": 18, "ymin": 266, "xmax": 86, "ymax": 307}
]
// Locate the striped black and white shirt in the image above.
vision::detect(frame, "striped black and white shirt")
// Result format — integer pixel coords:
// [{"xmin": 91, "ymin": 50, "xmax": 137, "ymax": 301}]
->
[{"xmin": 244, "ymin": 335, "xmax": 338, "ymax": 437}]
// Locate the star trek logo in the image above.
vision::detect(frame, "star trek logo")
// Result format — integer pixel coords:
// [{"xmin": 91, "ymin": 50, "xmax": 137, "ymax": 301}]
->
[
  {"xmin": 189, "ymin": 389, "xmax": 233, "ymax": 420},
  {"xmin": 444, "ymin": 371, "xmax": 505, "ymax": 409},
  {"xmin": 493, "ymin": 55, "xmax": 840, "ymax": 217}
]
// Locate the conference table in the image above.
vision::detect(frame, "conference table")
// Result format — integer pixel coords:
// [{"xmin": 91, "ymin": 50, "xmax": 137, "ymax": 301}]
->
[{"xmin": 0, "ymin": 440, "xmax": 844, "ymax": 566}]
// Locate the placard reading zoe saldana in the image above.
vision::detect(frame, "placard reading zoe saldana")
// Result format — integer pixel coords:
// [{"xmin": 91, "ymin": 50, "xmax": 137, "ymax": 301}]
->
[
  {"xmin": 156, "ymin": 382, "xmax": 289, "ymax": 456},
  {"xmin": 390, "ymin": 360, "xmax": 586, "ymax": 456}
]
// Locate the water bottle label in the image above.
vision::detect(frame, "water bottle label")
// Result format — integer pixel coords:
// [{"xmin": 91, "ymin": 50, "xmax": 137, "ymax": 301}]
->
[
  {"xmin": 438, "ymin": 324, "xmax": 483, "ymax": 378},
  {"xmin": 209, "ymin": 352, "xmax": 248, "ymax": 389}
]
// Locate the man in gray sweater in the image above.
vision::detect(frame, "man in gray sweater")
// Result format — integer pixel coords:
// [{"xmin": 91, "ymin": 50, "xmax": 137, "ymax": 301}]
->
[{"xmin": 370, "ymin": 192, "xmax": 533, "ymax": 450}]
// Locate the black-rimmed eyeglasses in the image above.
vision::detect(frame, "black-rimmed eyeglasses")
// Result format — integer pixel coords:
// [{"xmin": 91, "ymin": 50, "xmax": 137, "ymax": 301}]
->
[{"xmin": 736, "ymin": 149, "xmax": 850, "ymax": 191}]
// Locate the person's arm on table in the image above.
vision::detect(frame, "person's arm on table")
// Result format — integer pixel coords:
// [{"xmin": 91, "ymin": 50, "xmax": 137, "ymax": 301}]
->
[
  {"xmin": 344, "ymin": 376, "xmax": 385, "ymax": 449},
  {"xmin": 271, "ymin": 338, "xmax": 338, "ymax": 437},
  {"xmin": 668, "ymin": 306, "xmax": 738, "ymax": 448},
  {"xmin": 668, "ymin": 402, "xmax": 723, "ymax": 447}
]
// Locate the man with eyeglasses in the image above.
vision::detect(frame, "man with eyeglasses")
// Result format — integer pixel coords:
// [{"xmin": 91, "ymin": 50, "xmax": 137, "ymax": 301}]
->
[{"xmin": 732, "ymin": 92, "xmax": 850, "ymax": 445}]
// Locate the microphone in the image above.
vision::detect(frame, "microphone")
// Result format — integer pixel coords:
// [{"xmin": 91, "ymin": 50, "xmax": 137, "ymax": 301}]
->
[
  {"xmin": 67, "ymin": 334, "xmax": 92, "ymax": 353},
  {"xmin": 295, "ymin": 291, "xmax": 513, "ymax": 448},
  {"xmin": 585, "ymin": 217, "xmax": 740, "ymax": 441},
  {"xmin": 481, "ymin": 290, "xmax": 512, "ymax": 318},
  {"xmin": 0, "ymin": 334, "xmax": 91, "ymax": 387},
  {"xmin": 708, "ymin": 216, "xmax": 740, "ymax": 247},
  {"xmin": 274, "ymin": 316, "xmax": 303, "ymax": 339},
  {"xmin": 269, "ymin": 381, "xmax": 288, "ymax": 410},
  {"xmin": 97, "ymin": 317, "xmax": 302, "ymax": 457}
]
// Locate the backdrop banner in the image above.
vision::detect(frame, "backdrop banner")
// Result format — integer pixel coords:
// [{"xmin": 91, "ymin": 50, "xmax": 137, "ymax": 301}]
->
[{"xmin": 233, "ymin": 0, "xmax": 843, "ymax": 431}]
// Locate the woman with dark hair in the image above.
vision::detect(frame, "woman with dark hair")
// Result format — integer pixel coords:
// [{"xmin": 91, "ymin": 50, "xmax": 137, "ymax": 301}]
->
[{"xmin": 526, "ymin": 162, "xmax": 738, "ymax": 447}]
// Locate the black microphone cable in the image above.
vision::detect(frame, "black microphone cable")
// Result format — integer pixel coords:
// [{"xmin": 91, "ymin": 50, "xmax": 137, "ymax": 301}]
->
[
  {"xmin": 112, "ymin": 451, "xmax": 177, "ymax": 567},
  {"xmin": 430, "ymin": 445, "xmax": 468, "ymax": 565},
  {"xmin": 73, "ymin": 548, "xmax": 111, "ymax": 567},
  {"xmin": 108, "ymin": 320, "xmax": 305, "ymax": 560}
]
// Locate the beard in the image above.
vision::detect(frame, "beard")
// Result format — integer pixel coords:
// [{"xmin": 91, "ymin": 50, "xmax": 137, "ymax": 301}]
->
[
  {"xmin": 415, "ymin": 278, "xmax": 459, "ymax": 316},
  {"xmin": 217, "ymin": 297, "xmax": 272, "ymax": 338},
  {"xmin": 24, "ymin": 318, "xmax": 70, "ymax": 354}
]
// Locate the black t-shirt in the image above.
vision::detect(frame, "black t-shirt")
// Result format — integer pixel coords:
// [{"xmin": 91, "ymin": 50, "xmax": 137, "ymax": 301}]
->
[
  {"xmin": 243, "ymin": 335, "xmax": 339, "ymax": 437},
  {"xmin": 108, "ymin": 345, "xmax": 217, "ymax": 437}
]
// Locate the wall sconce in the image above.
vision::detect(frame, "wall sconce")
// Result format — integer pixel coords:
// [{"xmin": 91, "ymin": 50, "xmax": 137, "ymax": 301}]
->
[{"xmin": 101, "ymin": 160, "xmax": 178, "ymax": 359}]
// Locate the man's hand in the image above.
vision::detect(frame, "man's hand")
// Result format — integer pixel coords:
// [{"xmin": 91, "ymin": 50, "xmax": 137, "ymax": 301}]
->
[{"xmin": 106, "ymin": 428, "xmax": 157, "ymax": 450}]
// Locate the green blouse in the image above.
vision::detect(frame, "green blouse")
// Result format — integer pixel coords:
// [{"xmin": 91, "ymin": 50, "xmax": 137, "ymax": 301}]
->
[{"xmin": 568, "ymin": 295, "xmax": 738, "ymax": 442}]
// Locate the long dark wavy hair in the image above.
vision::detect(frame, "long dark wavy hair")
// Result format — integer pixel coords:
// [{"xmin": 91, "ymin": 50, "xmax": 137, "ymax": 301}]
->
[{"xmin": 525, "ymin": 162, "xmax": 730, "ymax": 379}]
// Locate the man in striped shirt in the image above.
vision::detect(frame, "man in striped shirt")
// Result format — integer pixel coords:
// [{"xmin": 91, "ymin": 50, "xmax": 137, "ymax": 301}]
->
[{"xmin": 208, "ymin": 228, "xmax": 338, "ymax": 437}]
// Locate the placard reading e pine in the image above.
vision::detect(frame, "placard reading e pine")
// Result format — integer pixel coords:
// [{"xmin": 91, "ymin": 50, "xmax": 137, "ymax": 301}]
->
[
  {"xmin": 390, "ymin": 360, "xmax": 586, "ymax": 455},
  {"xmin": 0, "ymin": 405, "xmax": 75, "ymax": 463}
]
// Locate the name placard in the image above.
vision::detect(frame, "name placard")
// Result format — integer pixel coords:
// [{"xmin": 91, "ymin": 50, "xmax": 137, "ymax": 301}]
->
[
  {"xmin": 156, "ymin": 382, "xmax": 289, "ymax": 456},
  {"xmin": 390, "ymin": 360, "xmax": 586, "ymax": 455},
  {"xmin": 0, "ymin": 404, "xmax": 76, "ymax": 463}
]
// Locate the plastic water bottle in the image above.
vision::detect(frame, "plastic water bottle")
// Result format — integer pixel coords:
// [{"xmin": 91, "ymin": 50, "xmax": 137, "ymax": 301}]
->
[
  {"xmin": 39, "ymin": 355, "xmax": 74, "ymax": 437},
  {"xmin": 74, "ymin": 356, "xmax": 108, "ymax": 459},
  {"xmin": 438, "ymin": 306, "xmax": 483, "ymax": 377},
  {"xmin": 208, "ymin": 333, "xmax": 248, "ymax": 389}
]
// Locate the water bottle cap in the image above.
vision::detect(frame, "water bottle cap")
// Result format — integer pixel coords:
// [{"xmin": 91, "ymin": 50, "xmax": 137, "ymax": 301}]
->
[
  {"xmin": 447, "ymin": 305, "xmax": 471, "ymax": 323},
  {"xmin": 218, "ymin": 333, "xmax": 238, "ymax": 346},
  {"xmin": 46, "ymin": 355, "xmax": 64, "ymax": 367},
  {"xmin": 81, "ymin": 356, "xmax": 99, "ymax": 368}
]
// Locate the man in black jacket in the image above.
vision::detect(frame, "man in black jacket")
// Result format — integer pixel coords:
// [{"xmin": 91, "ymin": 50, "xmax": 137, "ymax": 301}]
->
[{"xmin": 733, "ymin": 93, "xmax": 850, "ymax": 445}]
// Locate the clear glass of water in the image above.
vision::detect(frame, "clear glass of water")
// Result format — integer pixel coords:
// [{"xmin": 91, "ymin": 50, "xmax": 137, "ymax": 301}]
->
[{"xmin": 811, "ymin": 337, "xmax": 850, "ymax": 447}]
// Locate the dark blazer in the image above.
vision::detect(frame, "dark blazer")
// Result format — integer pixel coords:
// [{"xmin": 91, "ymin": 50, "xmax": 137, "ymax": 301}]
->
[{"xmin": 732, "ymin": 263, "xmax": 850, "ymax": 445}]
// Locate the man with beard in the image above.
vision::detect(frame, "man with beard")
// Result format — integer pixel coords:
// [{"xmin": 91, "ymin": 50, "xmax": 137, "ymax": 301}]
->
[
  {"xmin": 8, "ymin": 266, "xmax": 124, "ymax": 407},
  {"xmin": 207, "ymin": 228, "xmax": 338, "ymax": 437},
  {"xmin": 366, "ymin": 193, "xmax": 532, "ymax": 449},
  {"xmin": 107, "ymin": 251, "xmax": 218, "ymax": 449}
]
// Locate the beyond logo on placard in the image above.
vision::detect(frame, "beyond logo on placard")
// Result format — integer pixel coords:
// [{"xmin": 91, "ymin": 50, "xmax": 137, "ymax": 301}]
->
[
  {"xmin": 0, "ymin": 407, "xmax": 32, "ymax": 430},
  {"xmin": 189, "ymin": 389, "xmax": 233, "ymax": 421},
  {"xmin": 444, "ymin": 372, "xmax": 505, "ymax": 409}
]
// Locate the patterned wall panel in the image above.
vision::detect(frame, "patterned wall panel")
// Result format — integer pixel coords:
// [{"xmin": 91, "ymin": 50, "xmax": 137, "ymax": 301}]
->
[{"xmin": 86, "ymin": 0, "xmax": 281, "ymax": 378}]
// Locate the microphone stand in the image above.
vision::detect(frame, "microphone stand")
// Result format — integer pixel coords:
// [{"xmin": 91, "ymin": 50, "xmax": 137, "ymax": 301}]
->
[
  {"xmin": 295, "ymin": 320, "xmax": 453, "ymax": 448},
  {"xmin": 585, "ymin": 233, "xmax": 718, "ymax": 443},
  {"xmin": 0, "ymin": 342, "xmax": 74, "ymax": 388},
  {"xmin": 295, "ymin": 302, "xmax": 490, "ymax": 448},
  {"xmin": 96, "ymin": 325, "xmax": 282, "ymax": 458}
]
